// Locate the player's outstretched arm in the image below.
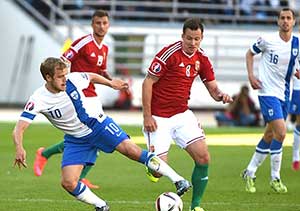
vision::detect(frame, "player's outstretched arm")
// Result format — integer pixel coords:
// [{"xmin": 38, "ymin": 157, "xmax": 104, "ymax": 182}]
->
[
  {"xmin": 88, "ymin": 72, "xmax": 128, "ymax": 90},
  {"xmin": 12, "ymin": 120, "xmax": 30, "ymax": 169},
  {"xmin": 204, "ymin": 80, "xmax": 233, "ymax": 104}
]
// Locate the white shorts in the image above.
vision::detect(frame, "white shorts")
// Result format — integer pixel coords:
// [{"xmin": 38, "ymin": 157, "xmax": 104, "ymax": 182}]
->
[{"xmin": 143, "ymin": 109, "xmax": 206, "ymax": 156}]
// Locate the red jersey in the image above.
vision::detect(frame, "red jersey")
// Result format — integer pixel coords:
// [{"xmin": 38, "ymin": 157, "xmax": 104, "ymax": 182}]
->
[
  {"xmin": 61, "ymin": 34, "xmax": 108, "ymax": 97},
  {"xmin": 148, "ymin": 41, "xmax": 215, "ymax": 117}
]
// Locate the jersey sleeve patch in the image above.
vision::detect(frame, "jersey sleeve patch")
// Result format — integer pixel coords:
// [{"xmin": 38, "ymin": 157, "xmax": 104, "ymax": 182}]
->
[
  {"xmin": 24, "ymin": 101, "xmax": 35, "ymax": 111},
  {"xmin": 150, "ymin": 62, "xmax": 162, "ymax": 74}
]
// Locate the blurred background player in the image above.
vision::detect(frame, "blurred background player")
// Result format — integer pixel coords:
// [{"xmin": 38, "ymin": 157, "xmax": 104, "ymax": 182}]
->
[
  {"xmin": 13, "ymin": 57, "xmax": 191, "ymax": 211},
  {"xmin": 215, "ymin": 84, "xmax": 259, "ymax": 126},
  {"xmin": 290, "ymin": 75, "xmax": 300, "ymax": 171},
  {"xmin": 142, "ymin": 18, "xmax": 232, "ymax": 211},
  {"xmin": 241, "ymin": 8, "xmax": 300, "ymax": 194},
  {"xmin": 33, "ymin": 10, "xmax": 112, "ymax": 189}
]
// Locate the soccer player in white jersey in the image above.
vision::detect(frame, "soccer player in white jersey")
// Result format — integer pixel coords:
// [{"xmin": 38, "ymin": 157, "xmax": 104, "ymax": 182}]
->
[
  {"xmin": 290, "ymin": 75, "xmax": 300, "ymax": 171},
  {"xmin": 12, "ymin": 57, "xmax": 191, "ymax": 211},
  {"xmin": 241, "ymin": 8, "xmax": 300, "ymax": 194}
]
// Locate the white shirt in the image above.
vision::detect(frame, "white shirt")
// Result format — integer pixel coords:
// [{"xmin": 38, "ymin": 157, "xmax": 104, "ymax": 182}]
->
[
  {"xmin": 20, "ymin": 72, "xmax": 106, "ymax": 138},
  {"xmin": 250, "ymin": 32, "xmax": 300, "ymax": 101}
]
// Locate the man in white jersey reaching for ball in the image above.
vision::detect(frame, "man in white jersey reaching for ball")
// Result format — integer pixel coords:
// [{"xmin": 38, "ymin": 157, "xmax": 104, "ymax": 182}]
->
[
  {"xmin": 241, "ymin": 8, "xmax": 300, "ymax": 194},
  {"xmin": 12, "ymin": 57, "xmax": 191, "ymax": 211}
]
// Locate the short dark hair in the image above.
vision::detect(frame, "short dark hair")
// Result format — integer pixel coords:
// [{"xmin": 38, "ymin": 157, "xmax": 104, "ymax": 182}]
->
[
  {"xmin": 183, "ymin": 18, "xmax": 204, "ymax": 34},
  {"xmin": 40, "ymin": 57, "xmax": 66, "ymax": 80},
  {"xmin": 92, "ymin": 10, "xmax": 109, "ymax": 20},
  {"xmin": 278, "ymin": 8, "xmax": 295, "ymax": 19}
]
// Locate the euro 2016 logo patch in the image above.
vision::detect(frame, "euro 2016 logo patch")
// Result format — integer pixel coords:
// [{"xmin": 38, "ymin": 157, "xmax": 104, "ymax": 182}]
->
[
  {"xmin": 65, "ymin": 50, "xmax": 74, "ymax": 59},
  {"xmin": 151, "ymin": 62, "xmax": 161, "ymax": 73},
  {"xmin": 70, "ymin": 90, "xmax": 79, "ymax": 100},
  {"xmin": 25, "ymin": 101, "xmax": 34, "ymax": 111}
]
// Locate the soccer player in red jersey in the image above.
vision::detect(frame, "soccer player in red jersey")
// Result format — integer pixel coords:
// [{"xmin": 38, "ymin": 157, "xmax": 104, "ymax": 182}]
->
[
  {"xmin": 142, "ymin": 18, "xmax": 233, "ymax": 211},
  {"xmin": 34, "ymin": 10, "xmax": 112, "ymax": 189}
]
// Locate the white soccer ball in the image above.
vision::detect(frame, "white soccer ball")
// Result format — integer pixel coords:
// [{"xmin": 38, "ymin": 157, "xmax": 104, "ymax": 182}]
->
[{"xmin": 155, "ymin": 192, "xmax": 183, "ymax": 211}]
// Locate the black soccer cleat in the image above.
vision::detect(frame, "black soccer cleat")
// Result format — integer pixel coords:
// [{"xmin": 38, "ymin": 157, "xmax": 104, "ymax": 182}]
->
[
  {"xmin": 95, "ymin": 204, "xmax": 110, "ymax": 211},
  {"xmin": 175, "ymin": 179, "xmax": 192, "ymax": 196}
]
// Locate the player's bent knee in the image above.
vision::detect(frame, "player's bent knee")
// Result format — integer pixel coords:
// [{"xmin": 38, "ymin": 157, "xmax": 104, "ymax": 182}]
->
[{"xmin": 61, "ymin": 179, "xmax": 77, "ymax": 192}]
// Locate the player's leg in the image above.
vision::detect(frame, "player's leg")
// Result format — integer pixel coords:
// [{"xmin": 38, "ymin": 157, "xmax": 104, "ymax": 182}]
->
[
  {"xmin": 62, "ymin": 138, "xmax": 109, "ymax": 210},
  {"xmin": 79, "ymin": 151, "xmax": 100, "ymax": 189},
  {"xmin": 268, "ymin": 118, "xmax": 287, "ymax": 193},
  {"xmin": 185, "ymin": 140, "xmax": 209, "ymax": 211},
  {"xmin": 174, "ymin": 110, "xmax": 209, "ymax": 211},
  {"xmin": 80, "ymin": 166, "xmax": 100, "ymax": 189},
  {"xmin": 244, "ymin": 125, "xmax": 273, "ymax": 177},
  {"xmin": 33, "ymin": 141, "xmax": 64, "ymax": 176},
  {"xmin": 292, "ymin": 115, "xmax": 300, "ymax": 170},
  {"xmin": 115, "ymin": 139, "xmax": 191, "ymax": 196},
  {"xmin": 61, "ymin": 165, "xmax": 108, "ymax": 209},
  {"xmin": 143, "ymin": 116, "xmax": 173, "ymax": 182}
]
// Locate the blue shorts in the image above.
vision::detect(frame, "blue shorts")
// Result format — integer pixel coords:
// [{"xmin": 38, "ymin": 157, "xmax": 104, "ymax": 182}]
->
[
  {"xmin": 258, "ymin": 96, "xmax": 289, "ymax": 123},
  {"xmin": 62, "ymin": 117, "xmax": 129, "ymax": 167},
  {"xmin": 289, "ymin": 90, "xmax": 300, "ymax": 114}
]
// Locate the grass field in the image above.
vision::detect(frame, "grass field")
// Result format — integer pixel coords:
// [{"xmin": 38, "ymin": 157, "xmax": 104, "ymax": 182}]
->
[{"xmin": 1, "ymin": 123, "xmax": 300, "ymax": 211}]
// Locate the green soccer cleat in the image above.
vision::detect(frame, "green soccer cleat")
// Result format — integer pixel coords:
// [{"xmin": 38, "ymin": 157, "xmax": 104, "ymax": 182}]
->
[
  {"xmin": 241, "ymin": 169, "xmax": 256, "ymax": 193},
  {"xmin": 145, "ymin": 167, "xmax": 159, "ymax": 183},
  {"xmin": 190, "ymin": 207, "xmax": 205, "ymax": 211},
  {"xmin": 270, "ymin": 179, "xmax": 288, "ymax": 193}
]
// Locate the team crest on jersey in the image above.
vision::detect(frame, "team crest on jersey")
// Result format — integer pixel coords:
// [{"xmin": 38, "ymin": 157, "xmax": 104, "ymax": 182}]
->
[
  {"xmin": 195, "ymin": 61, "xmax": 200, "ymax": 71},
  {"xmin": 292, "ymin": 48, "xmax": 298, "ymax": 56},
  {"xmin": 70, "ymin": 90, "xmax": 79, "ymax": 100},
  {"xmin": 65, "ymin": 50, "xmax": 74, "ymax": 59},
  {"xmin": 151, "ymin": 62, "xmax": 161, "ymax": 73},
  {"xmin": 268, "ymin": 108, "xmax": 274, "ymax": 117},
  {"xmin": 25, "ymin": 101, "xmax": 34, "ymax": 111}
]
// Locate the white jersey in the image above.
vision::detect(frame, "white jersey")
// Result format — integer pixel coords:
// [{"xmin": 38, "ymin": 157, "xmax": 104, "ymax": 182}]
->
[
  {"xmin": 250, "ymin": 32, "xmax": 300, "ymax": 101},
  {"xmin": 20, "ymin": 72, "xmax": 106, "ymax": 138}
]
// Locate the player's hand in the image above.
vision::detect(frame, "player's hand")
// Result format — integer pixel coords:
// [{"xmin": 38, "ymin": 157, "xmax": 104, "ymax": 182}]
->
[
  {"xmin": 14, "ymin": 148, "xmax": 27, "ymax": 169},
  {"xmin": 111, "ymin": 79, "xmax": 129, "ymax": 90},
  {"xmin": 218, "ymin": 93, "xmax": 233, "ymax": 104},
  {"xmin": 143, "ymin": 115, "xmax": 157, "ymax": 132},
  {"xmin": 249, "ymin": 75, "xmax": 262, "ymax": 89}
]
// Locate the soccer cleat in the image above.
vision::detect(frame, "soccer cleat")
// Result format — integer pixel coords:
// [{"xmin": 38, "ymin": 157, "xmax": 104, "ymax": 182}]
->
[
  {"xmin": 80, "ymin": 178, "xmax": 100, "ymax": 189},
  {"xmin": 292, "ymin": 161, "xmax": 300, "ymax": 171},
  {"xmin": 95, "ymin": 204, "xmax": 110, "ymax": 211},
  {"xmin": 190, "ymin": 207, "xmax": 205, "ymax": 211},
  {"xmin": 241, "ymin": 169, "xmax": 256, "ymax": 193},
  {"xmin": 145, "ymin": 167, "xmax": 159, "ymax": 183},
  {"xmin": 175, "ymin": 179, "xmax": 192, "ymax": 196},
  {"xmin": 270, "ymin": 179, "xmax": 288, "ymax": 193},
  {"xmin": 33, "ymin": 147, "xmax": 47, "ymax": 176}
]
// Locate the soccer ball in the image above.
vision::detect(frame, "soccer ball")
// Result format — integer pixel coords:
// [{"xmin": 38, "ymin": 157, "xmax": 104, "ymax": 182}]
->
[{"xmin": 155, "ymin": 192, "xmax": 183, "ymax": 211}]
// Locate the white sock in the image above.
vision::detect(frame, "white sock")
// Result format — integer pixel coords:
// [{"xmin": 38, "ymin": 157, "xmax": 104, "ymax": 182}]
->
[
  {"xmin": 75, "ymin": 184, "xmax": 106, "ymax": 208},
  {"xmin": 247, "ymin": 152, "xmax": 268, "ymax": 178},
  {"xmin": 271, "ymin": 152, "xmax": 282, "ymax": 180},
  {"xmin": 147, "ymin": 155, "xmax": 184, "ymax": 183},
  {"xmin": 293, "ymin": 127, "xmax": 300, "ymax": 162}
]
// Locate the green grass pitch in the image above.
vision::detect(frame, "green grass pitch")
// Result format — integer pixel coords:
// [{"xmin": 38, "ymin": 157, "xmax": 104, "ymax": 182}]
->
[{"xmin": 1, "ymin": 123, "xmax": 300, "ymax": 211}]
